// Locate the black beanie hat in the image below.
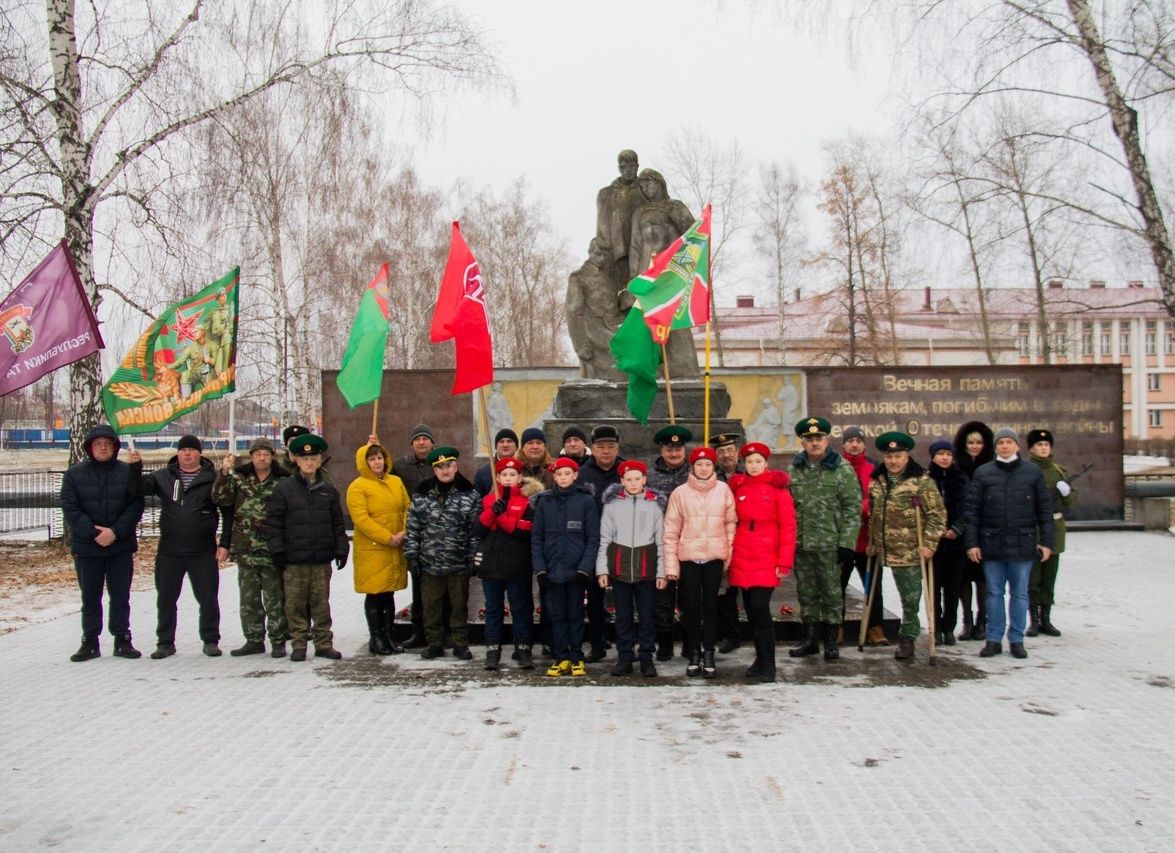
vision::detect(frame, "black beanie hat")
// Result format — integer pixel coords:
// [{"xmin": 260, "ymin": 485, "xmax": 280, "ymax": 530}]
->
[{"xmin": 177, "ymin": 434, "xmax": 202, "ymax": 452}]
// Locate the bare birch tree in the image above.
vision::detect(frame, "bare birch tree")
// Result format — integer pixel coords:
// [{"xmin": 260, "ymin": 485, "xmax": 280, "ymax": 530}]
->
[{"xmin": 0, "ymin": 0, "xmax": 500, "ymax": 459}]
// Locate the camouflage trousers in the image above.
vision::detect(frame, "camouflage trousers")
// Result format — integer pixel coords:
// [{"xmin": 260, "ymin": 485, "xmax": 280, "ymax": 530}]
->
[
  {"xmin": 283, "ymin": 563, "xmax": 334, "ymax": 651},
  {"xmin": 794, "ymin": 549, "xmax": 843, "ymax": 624},
  {"xmin": 892, "ymin": 564, "xmax": 925, "ymax": 639},
  {"xmin": 237, "ymin": 554, "xmax": 288, "ymax": 644}
]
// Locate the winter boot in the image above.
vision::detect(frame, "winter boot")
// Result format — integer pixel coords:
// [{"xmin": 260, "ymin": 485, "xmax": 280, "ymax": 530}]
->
[
  {"xmin": 958, "ymin": 612, "xmax": 974, "ymax": 642},
  {"xmin": 70, "ymin": 636, "xmax": 100, "ymax": 662},
  {"xmin": 755, "ymin": 630, "xmax": 777, "ymax": 683},
  {"xmin": 231, "ymin": 640, "xmax": 266, "ymax": 657},
  {"xmin": 822, "ymin": 622, "xmax": 840, "ymax": 661},
  {"xmin": 1009, "ymin": 642, "xmax": 1028, "ymax": 659},
  {"xmin": 421, "ymin": 645, "xmax": 444, "ymax": 659},
  {"xmin": 202, "ymin": 642, "xmax": 222, "ymax": 657},
  {"xmin": 979, "ymin": 641, "xmax": 1002, "ymax": 657},
  {"xmin": 1039, "ymin": 606, "xmax": 1062, "ymax": 637},
  {"xmin": 289, "ymin": 647, "xmax": 307, "ymax": 661},
  {"xmin": 702, "ymin": 649, "xmax": 717, "ymax": 679},
  {"xmin": 315, "ymin": 647, "xmax": 343, "ymax": 660},
  {"xmin": 270, "ymin": 641, "xmax": 287, "ymax": 658},
  {"xmin": 113, "ymin": 634, "xmax": 141, "ymax": 659},
  {"xmin": 1025, "ymin": 605, "xmax": 1040, "ymax": 638},
  {"xmin": 969, "ymin": 618, "xmax": 986, "ymax": 642},
  {"xmin": 366, "ymin": 603, "xmax": 391, "ymax": 655},
  {"xmin": 866, "ymin": 625, "xmax": 890, "ymax": 646},
  {"xmin": 515, "ymin": 646, "xmax": 534, "ymax": 670},
  {"xmin": 640, "ymin": 659, "xmax": 658, "ymax": 678},
  {"xmin": 718, "ymin": 637, "xmax": 740, "ymax": 654},
  {"xmin": 585, "ymin": 642, "xmax": 607, "ymax": 663},
  {"xmin": 788, "ymin": 622, "xmax": 821, "ymax": 658},
  {"xmin": 451, "ymin": 645, "xmax": 474, "ymax": 661},
  {"xmin": 655, "ymin": 630, "xmax": 674, "ymax": 662},
  {"xmin": 744, "ymin": 642, "xmax": 763, "ymax": 679},
  {"xmin": 894, "ymin": 637, "xmax": 915, "ymax": 660},
  {"xmin": 404, "ymin": 608, "xmax": 427, "ymax": 649},
  {"xmin": 485, "ymin": 645, "xmax": 502, "ymax": 671},
  {"xmin": 686, "ymin": 650, "xmax": 702, "ymax": 677},
  {"xmin": 610, "ymin": 659, "xmax": 633, "ymax": 676},
  {"xmin": 150, "ymin": 642, "xmax": 176, "ymax": 659},
  {"xmin": 380, "ymin": 604, "xmax": 404, "ymax": 654}
]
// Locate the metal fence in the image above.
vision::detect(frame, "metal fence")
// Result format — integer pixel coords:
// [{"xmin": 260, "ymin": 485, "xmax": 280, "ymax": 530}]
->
[{"xmin": 0, "ymin": 469, "xmax": 161, "ymax": 539}]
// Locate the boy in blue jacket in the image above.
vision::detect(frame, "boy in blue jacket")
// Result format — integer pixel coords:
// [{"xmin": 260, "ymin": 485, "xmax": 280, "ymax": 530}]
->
[{"xmin": 531, "ymin": 457, "xmax": 600, "ymax": 677}]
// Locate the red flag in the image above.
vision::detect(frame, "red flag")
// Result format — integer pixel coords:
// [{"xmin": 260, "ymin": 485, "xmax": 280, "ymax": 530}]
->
[
  {"xmin": 432, "ymin": 222, "xmax": 493, "ymax": 394},
  {"xmin": 0, "ymin": 240, "xmax": 103, "ymax": 396}
]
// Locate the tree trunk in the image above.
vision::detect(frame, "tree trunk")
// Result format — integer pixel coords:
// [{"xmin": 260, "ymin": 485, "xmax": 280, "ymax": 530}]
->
[
  {"xmin": 1066, "ymin": 0, "xmax": 1175, "ymax": 320},
  {"xmin": 952, "ymin": 175, "xmax": 997, "ymax": 365}
]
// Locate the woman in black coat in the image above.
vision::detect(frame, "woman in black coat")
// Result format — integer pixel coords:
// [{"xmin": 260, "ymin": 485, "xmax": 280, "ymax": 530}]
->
[
  {"xmin": 952, "ymin": 421, "xmax": 993, "ymax": 639},
  {"xmin": 928, "ymin": 440, "xmax": 969, "ymax": 646}
]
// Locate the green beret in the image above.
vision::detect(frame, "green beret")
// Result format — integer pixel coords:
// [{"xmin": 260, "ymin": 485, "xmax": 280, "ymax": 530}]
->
[
  {"xmin": 708, "ymin": 432, "xmax": 741, "ymax": 448},
  {"xmin": 795, "ymin": 416, "xmax": 831, "ymax": 438},
  {"xmin": 289, "ymin": 434, "xmax": 327, "ymax": 457},
  {"xmin": 654, "ymin": 425, "xmax": 693, "ymax": 447},
  {"xmin": 427, "ymin": 446, "xmax": 460, "ymax": 466},
  {"xmin": 875, "ymin": 431, "xmax": 914, "ymax": 452}
]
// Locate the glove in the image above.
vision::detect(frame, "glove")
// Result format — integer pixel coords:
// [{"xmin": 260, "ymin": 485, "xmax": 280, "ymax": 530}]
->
[
  {"xmin": 1056, "ymin": 480, "xmax": 1071, "ymax": 497},
  {"xmin": 271, "ymin": 553, "xmax": 286, "ymax": 573},
  {"xmin": 521, "ymin": 505, "xmax": 534, "ymax": 521},
  {"xmin": 334, "ymin": 558, "xmax": 345, "ymax": 571},
  {"xmin": 837, "ymin": 547, "xmax": 856, "ymax": 564},
  {"xmin": 491, "ymin": 498, "xmax": 507, "ymax": 516}
]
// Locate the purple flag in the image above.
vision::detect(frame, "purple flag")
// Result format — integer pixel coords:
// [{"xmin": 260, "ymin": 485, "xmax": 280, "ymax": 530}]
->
[{"xmin": 0, "ymin": 240, "xmax": 103, "ymax": 396}]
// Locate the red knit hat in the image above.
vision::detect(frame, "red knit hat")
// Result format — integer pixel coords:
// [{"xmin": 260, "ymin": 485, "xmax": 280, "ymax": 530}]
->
[
  {"xmin": 689, "ymin": 447, "xmax": 717, "ymax": 465},
  {"xmin": 549, "ymin": 457, "xmax": 579, "ymax": 473}
]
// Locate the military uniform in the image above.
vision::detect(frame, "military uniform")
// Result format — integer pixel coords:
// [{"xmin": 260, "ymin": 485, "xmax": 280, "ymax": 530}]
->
[
  {"xmin": 1026, "ymin": 429, "xmax": 1076, "ymax": 636},
  {"xmin": 647, "ymin": 425, "xmax": 692, "ymax": 661},
  {"xmin": 202, "ymin": 290, "xmax": 231, "ymax": 374},
  {"xmin": 789, "ymin": 417, "xmax": 861, "ymax": 659},
  {"xmin": 867, "ymin": 433, "xmax": 947, "ymax": 659},
  {"xmin": 212, "ymin": 440, "xmax": 291, "ymax": 655}
]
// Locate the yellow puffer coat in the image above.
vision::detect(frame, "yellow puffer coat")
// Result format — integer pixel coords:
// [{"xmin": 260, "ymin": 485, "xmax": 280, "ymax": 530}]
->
[{"xmin": 346, "ymin": 443, "xmax": 410, "ymax": 594}]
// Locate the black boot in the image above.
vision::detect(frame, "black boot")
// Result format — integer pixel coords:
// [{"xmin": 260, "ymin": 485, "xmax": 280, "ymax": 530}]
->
[
  {"xmin": 894, "ymin": 637, "xmax": 915, "ymax": 660},
  {"xmin": 686, "ymin": 649, "xmax": 702, "ymax": 677},
  {"xmin": 380, "ymin": 605, "xmax": 404, "ymax": 654},
  {"xmin": 702, "ymin": 649, "xmax": 717, "ymax": 679},
  {"xmin": 404, "ymin": 609, "xmax": 427, "ymax": 649},
  {"xmin": 1039, "ymin": 606, "xmax": 1062, "ymax": 637},
  {"xmin": 484, "ymin": 645, "xmax": 501, "ymax": 670},
  {"xmin": 756, "ymin": 630, "xmax": 777, "ymax": 683},
  {"xmin": 516, "ymin": 646, "xmax": 534, "ymax": 670},
  {"xmin": 969, "ymin": 618, "xmax": 986, "ymax": 641},
  {"xmin": 789, "ymin": 622, "xmax": 821, "ymax": 658},
  {"xmin": 744, "ymin": 642, "xmax": 763, "ymax": 679},
  {"xmin": 1025, "ymin": 605, "xmax": 1040, "ymax": 638},
  {"xmin": 958, "ymin": 612, "xmax": 974, "ymax": 642},
  {"xmin": 655, "ymin": 630, "xmax": 674, "ymax": 662},
  {"xmin": 822, "ymin": 622, "xmax": 840, "ymax": 661},
  {"xmin": 366, "ymin": 604, "xmax": 391, "ymax": 655},
  {"xmin": 70, "ymin": 636, "xmax": 100, "ymax": 662},
  {"xmin": 113, "ymin": 634, "xmax": 141, "ymax": 659}
]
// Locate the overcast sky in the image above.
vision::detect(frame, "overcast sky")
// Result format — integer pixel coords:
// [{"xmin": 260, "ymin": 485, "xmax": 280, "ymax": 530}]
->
[{"xmin": 406, "ymin": 1, "xmax": 894, "ymax": 302}]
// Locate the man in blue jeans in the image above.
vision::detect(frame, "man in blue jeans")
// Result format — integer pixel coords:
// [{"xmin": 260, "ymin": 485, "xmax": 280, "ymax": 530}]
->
[{"xmin": 963, "ymin": 427, "xmax": 1054, "ymax": 659}]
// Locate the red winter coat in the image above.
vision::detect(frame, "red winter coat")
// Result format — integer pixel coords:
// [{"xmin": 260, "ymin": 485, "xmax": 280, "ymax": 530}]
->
[
  {"xmin": 727, "ymin": 470, "xmax": 797, "ymax": 588},
  {"xmin": 843, "ymin": 450, "xmax": 876, "ymax": 552}
]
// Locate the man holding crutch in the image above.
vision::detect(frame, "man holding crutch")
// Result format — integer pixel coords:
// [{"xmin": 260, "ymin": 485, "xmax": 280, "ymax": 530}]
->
[{"xmin": 866, "ymin": 432, "xmax": 946, "ymax": 662}]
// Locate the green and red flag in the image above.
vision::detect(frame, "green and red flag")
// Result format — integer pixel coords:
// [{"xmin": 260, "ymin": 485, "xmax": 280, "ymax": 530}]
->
[
  {"xmin": 337, "ymin": 264, "xmax": 392, "ymax": 408},
  {"xmin": 627, "ymin": 203, "xmax": 711, "ymax": 343},
  {"xmin": 609, "ymin": 306, "xmax": 661, "ymax": 423},
  {"xmin": 101, "ymin": 268, "xmax": 239, "ymax": 434}
]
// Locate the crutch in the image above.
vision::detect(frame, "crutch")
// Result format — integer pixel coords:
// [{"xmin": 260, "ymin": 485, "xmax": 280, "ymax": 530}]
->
[
  {"xmin": 857, "ymin": 554, "xmax": 880, "ymax": 653},
  {"xmin": 912, "ymin": 495, "xmax": 936, "ymax": 666}
]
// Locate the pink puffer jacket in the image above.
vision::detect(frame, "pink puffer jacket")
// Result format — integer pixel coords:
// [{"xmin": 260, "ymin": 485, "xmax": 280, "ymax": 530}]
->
[{"xmin": 663, "ymin": 473, "xmax": 736, "ymax": 579}]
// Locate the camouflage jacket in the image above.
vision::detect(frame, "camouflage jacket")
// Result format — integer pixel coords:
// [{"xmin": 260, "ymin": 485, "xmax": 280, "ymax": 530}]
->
[
  {"xmin": 867, "ymin": 460, "xmax": 947, "ymax": 567},
  {"xmin": 211, "ymin": 461, "xmax": 291, "ymax": 557},
  {"xmin": 789, "ymin": 449, "xmax": 862, "ymax": 552},
  {"xmin": 403, "ymin": 473, "xmax": 481, "ymax": 576}
]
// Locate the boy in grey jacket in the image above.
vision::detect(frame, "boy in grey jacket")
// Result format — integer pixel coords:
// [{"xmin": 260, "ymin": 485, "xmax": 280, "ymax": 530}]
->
[{"xmin": 596, "ymin": 460, "xmax": 666, "ymax": 677}]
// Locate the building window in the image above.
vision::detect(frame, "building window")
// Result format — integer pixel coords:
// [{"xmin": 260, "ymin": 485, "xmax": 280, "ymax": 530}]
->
[
  {"xmin": 1120, "ymin": 328, "xmax": 1131, "ymax": 356},
  {"xmin": 1081, "ymin": 322, "xmax": 1093, "ymax": 356},
  {"xmin": 1148, "ymin": 373, "xmax": 1161, "ymax": 392},
  {"xmin": 1017, "ymin": 322, "xmax": 1031, "ymax": 357},
  {"xmin": 1100, "ymin": 323, "xmax": 1112, "ymax": 355},
  {"xmin": 1146, "ymin": 320, "xmax": 1157, "ymax": 355},
  {"xmin": 1166, "ymin": 330, "xmax": 1175, "ymax": 355},
  {"xmin": 1053, "ymin": 322, "xmax": 1068, "ymax": 356},
  {"xmin": 1149, "ymin": 409, "xmax": 1162, "ymax": 428}
]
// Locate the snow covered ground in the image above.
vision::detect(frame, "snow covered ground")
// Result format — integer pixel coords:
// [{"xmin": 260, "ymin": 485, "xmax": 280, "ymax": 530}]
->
[{"xmin": 2, "ymin": 531, "xmax": 1173, "ymax": 851}]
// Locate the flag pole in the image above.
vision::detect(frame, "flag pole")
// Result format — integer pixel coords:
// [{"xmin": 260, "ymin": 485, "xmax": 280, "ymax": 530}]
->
[
  {"xmin": 660, "ymin": 342, "xmax": 676, "ymax": 424},
  {"xmin": 477, "ymin": 385, "xmax": 500, "ymax": 499},
  {"xmin": 228, "ymin": 395, "xmax": 236, "ymax": 454},
  {"xmin": 703, "ymin": 322, "xmax": 712, "ymax": 444},
  {"xmin": 371, "ymin": 397, "xmax": 379, "ymax": 438}
]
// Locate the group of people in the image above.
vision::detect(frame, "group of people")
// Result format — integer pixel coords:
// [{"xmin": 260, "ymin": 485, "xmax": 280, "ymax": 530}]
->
[{"xmin": 60, "ymin": 412, "xmax": 1075, "ymax": 679}]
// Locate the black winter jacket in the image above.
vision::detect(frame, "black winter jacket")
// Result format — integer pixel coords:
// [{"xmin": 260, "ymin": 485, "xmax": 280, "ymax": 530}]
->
[
  {"xmin": 60, "ymin": 425, "xmax": 143, "ymax": 557},
  {"xmin": 531, "ymin": 483, "xmax": 600, "ymax": 582},
  {"xmin": 928, "ymin": 462, "xmax": 969, "ymax": 553},
  {"xmin": 963, "ymin": 456, "xmax": 1054, "ymax": 559},
  {"xmin": 266, "ymin": 470, "xmax": 349, "ymax": 564},
  {"xmin": 578, "ymin": 454, "xmax": 625, "ymax": 509},
  {"xmin": 135, "ymin": 456, "xmax": 224, "ymax": 556}
]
